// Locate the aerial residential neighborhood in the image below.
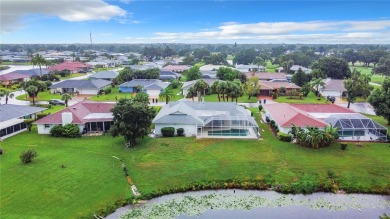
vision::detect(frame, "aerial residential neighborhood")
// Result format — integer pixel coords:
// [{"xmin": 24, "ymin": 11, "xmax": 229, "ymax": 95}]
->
[{"xmin": 0, "ymin": 0, "xmax": 390, "ymax": 219}]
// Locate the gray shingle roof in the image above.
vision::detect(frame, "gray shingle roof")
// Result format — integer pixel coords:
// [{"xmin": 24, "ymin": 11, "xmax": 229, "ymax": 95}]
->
[
  {"xmin": 50, "ymin": 79, "xmax": 111, "ymax": 89},
  {"xmin": 0, "ymin": 104, "xmax": 46, "ymax": 122},
  {"xmin": 89, "ymin": 71, "xmax": 119, "ymax": 79},
  {"xmin": 119, "ymin": 79, "xmax": 162, "ymax": 88},
  {"xmin": 182, "ymin": 79, "xmax": 220, "ymax": 91}
]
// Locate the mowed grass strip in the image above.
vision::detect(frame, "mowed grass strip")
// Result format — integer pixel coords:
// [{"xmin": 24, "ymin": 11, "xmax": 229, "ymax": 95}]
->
[{"xmin": 0, "ymin": 108, "xmax": 389, "ymax": 218}]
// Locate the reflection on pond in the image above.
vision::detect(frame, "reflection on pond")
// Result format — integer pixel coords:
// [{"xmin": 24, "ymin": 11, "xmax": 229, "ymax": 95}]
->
[{"xmin": 111, "ymin": 190, "xmax": 390, "ymax": 219}]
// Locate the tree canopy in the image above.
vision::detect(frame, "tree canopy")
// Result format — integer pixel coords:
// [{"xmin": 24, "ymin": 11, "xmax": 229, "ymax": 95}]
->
[
  {"xmin": 186, "ymin": 66, "xmax": 201, "ymax": 81},
  {"xmin": 216, "ymin": 67, "xmax": 244, "ymax": 82},
  {"xmin": 291, "ymin": 68, "xmax": 310, "ymax": 87},
  {"xmin": 368, "ymin": 77, "xmax": 390, "ymax": 125},
  {"xmin": 111, "ymin": 98, "xmax": 155, "ymax": 147},
  {"xmin": 233, "ymin": 49, "xmax": 257, "ymax": 65},
  {"xmin": 343, "ymin": 69, "xmax": 371, "ymax": 108},
  {"xmin": 311, "ymin": 56, "xmax": 351, "ymax": 79}
]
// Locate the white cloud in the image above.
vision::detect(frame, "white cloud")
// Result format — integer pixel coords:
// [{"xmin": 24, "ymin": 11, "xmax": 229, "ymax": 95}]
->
[
  {"xmin": 119, "ymin": 0, "xmax": 133, "ymax": 4},
  {"xmin": 0, "ymin": 0, "xmax": 127, "ymax": 34},
  {"xmin": 147, "ymin": 20, "xmax": 390, "ymax": 44}
]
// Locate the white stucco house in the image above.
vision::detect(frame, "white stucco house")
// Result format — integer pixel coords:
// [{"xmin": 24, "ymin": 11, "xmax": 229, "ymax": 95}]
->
[
  {"xmin": 49, "ymin": 79, "xmax": 111, "ymax": 95},
  {"xmin": 152, "ymin": 101, "xmax": 259, "ymax": 139},
  {"xmin": 34, "ymin": 101, "xmax": 114, "ymax": 134}
]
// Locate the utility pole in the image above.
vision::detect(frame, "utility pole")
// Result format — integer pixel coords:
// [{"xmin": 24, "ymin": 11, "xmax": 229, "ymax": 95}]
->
[{"xmin": 90, "ymin": 31, "xmax": 93, "ymax": 48}]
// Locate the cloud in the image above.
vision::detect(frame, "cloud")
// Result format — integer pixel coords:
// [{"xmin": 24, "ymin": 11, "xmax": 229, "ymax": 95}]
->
[
  {"xmin": 147, "ymin": 20, "xmax": 390, "ymax": 44},
  {"xmin": 119, "ymin": 0, "xmax": 133, "ymax": 4},
  {"xmin": 1, "ymin": 0, "xmax": 127, "ymax": 34}
]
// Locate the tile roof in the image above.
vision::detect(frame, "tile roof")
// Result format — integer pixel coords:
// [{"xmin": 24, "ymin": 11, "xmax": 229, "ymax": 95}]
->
[
  {"xmin": 260, "ymin": 82, "xmax": 301, "ymax": 90},
  {"xmin": 35, "ymin": 101, "xmax": 115, "ymax": 125},
  {"xmin": 48, "ymin": 61, "xmax": 91, "ymax": 72},
  {"xmin": 49, "ymin": 79, "xmax": 111, "ymax": 89},
  {"xmin": 245, "ymin": 72, "xmax": 287, "ymax": 80},
  {"xmin": 161, "ymin": 65, "xmax": 191, "ymax": 71},
  {"xmin": 322, "ymin": 79, "xmax": 346, "ymax": 92},
  {"xmin": 0, "ymin": 72, "xmax": 30, "ymax": 81},
  {"xmin": 290, "ymin": 104, "xmax": 354, "ymax": 113},
  {"xmin": 263, "ymin": 103, "xmax": 328, "ymax": 128},
  {"xmin": 0, "ymin": 104, "xmax": 46, "ymax": 122}
]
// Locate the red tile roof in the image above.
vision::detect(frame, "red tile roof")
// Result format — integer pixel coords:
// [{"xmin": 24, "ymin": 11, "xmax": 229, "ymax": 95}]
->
[
  {"xmin": 0, "ymin": 72, "xmax": 30, "ymax": 81},
  {"xmin": 263, "ymin": 103, "xmax": 328, "ymax": 128},
  {"xmin": 260, "ymin": 82, "xmax": 301, "ymax": 90},
  {"xmin": 48, "ymin": 61, "xmax": 91, "ymax": 72},
  {"xmin": 290, "ymin": 104, "xmax": 354, "ymax": 113},
  {"xmin": 35, "ymin": 101, "xmax": 115, "ymax": 125}
]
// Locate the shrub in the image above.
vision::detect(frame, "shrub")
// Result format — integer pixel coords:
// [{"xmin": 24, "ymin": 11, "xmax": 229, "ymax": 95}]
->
[
  {"xmin": 277, "ymin": 132, "xmax": 292, "ymax": 142},
  {"xmin": 20, "ymin": 149, "xmax": 38, "ymax": 164},
  {"xmin": 104, "ymin": 87, "xmax": 112, "ymax": 94},
  {"xmin": 24, "ymin": 119, "xmax": 35, "ymax": 132},
  {"xmin": 341, "ymin": 143, "xmax": 347, "ymax": 150},
  {"xmin": 37, "ymin": 113, "xmax": 49, "ymax": 119},
  {"xmin": 177, "ymin": 128, "xmax": 185, "ymax": 136},
  {"xmin": 258, "ymin": 104, "xmax": 263, "ymax": 111},
  {"xmin": 35, "ymin": 104, "xmax": 52, "ymax": 109},
  {"xmin": 170, "ymin": 79, "xmax": 181, "ymax": 89},
  {"xmin": 44, "ymin": 81, "xmax": 52, "ymax": 89},
  {"xmin": 161, "ymin": 127, "xmax": 175, "ymax": 137},
  {"xmin": 61, "ymin": 124, "xmax": 81, "ymax": 138},
  {"xmin": 50, "ymin": 125, "xmax": 63, "ymax": 137},
  {"xmin": 270, "ymin": 120, "xmax": 276, "ymax": 126},
  {"xmin": 265, "ymin": 116, "xmax": 270, "ymax": 123}
]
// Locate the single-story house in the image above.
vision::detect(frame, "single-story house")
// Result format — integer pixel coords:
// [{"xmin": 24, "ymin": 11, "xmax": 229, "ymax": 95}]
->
[
  {"xmin": 320, "ymin": 78, "xmax": 346, "ymax": 97},
  {"xmin": 153, "ymin": 101, "xmax": 259, "ymax": 139},
  {"xmin": 277, "ymin": 65, "xmax": 312, "ymax": 74},
  {"xmin": 199, "ymin": 65, "xmax": 225, "ymax": 71},
  {"xmin": 159, "ymin": 71, "xmax": 180, "ymax": 81},
  {"xmin": 48, "ymin": 61, "xmax": 91, "ymax": 73},
  {"xmin": 161, "ymin": 65, "xmax": 191, "ymax": 73},
  {"xmin": 0, "ymin": 104, "xmax": 46, "ymax": 139},
  {"xmin": 49, "ymin": 79, "xmax": 111, "ymax": 95},
  {"xmin": 182, "ymin": 79, "xmax": 220, "ymax": 96},
  {"xmin": 245, "ymin": 72, "xmax": 287, "ymax": 81},
  {"xmin": 263, "ymin": 103, "xmax": 387, "ymax": 141},
  {"xmin": 0, "ymin": 68, "xmax": 50, "ymax": 85},
  {"xmin": 35, "ymin": 101, "xmax": 115, "ymax": 134},
  {"xmin": 118, "ymin": 79, "xmax": 169, "ymax": 99},
  {"xmin": 259, "ymin": 82, "xmax": 301, "ymax": 96},
  {"xmin": 235, "ymin": 64, "xmax": 266, "ymax": 73},
  {"xmin": 201, "ymin": 71, "xmax": 217, "ymax": 79},
  {"xmin": 89, "ymin": 71, "xmax": 119, "ymax": 81},
  {"xmin": 85, "ymin": 61, "xmax": 110, "ymax": 68},
  {"xmin": 124, "ymin": 64, "xmax": 157, "ymax": 71}
]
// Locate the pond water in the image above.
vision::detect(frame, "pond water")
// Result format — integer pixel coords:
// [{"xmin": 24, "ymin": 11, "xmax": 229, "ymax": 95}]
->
[{"xmin": 107, "ymin": 190, "xmax": 390, "ymax": 219}]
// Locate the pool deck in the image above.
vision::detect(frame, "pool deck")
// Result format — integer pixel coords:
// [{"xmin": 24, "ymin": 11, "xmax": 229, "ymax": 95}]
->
[{"xmin": 196, "ymin": 128, "xmax": 259, "ymax": 139}]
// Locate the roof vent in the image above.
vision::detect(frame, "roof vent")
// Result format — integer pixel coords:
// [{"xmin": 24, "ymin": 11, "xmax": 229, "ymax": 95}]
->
[{"xmin": 73, "ymin": 107, "xmax": 77, "ymax": 110}]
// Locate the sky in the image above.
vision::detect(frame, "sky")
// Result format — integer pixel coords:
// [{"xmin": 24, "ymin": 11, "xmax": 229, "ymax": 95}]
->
[{"xmin": 1, "ymin": 0, "xmax": 390, "ymax": 44}]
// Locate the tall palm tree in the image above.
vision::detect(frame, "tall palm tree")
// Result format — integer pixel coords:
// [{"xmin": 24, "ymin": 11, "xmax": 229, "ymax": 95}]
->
[
  {"xmin": 310, "ymin": 78, "xmax": 326, "ymax": 94},
  {"xmin": 211, "ymin": 81, "xmax": 221, "ymax": 102},
  {"xmin": 26, "ymin": 85, "xmax": 38, "ymax": 105},
  {"xmin": 193, "ymin": 79, "xmax": 209, "ymax": 102},
  {"xmin": 159, "ymin": 87, "xmax": 175, "ymax": 104},
  {"xmin": 0, "ymin": 90, "xmax": 15, "ymax": 104},
  {"xmin": 31, "ymin": 54, "xmax": 46, "ymax": 77},
  {"xmin": 186, "ymin": 87, "xmax": 197, "ymax": 101},
  {"xmin": 61, "ymin": 93, "xmax": 72, "ymax": 107}
]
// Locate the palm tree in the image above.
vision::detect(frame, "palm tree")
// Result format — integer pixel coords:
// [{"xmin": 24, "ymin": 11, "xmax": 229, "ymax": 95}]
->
[
  {"xmin": 186, "ymin": 87, "xmax": 197, "ymax": 101},
  {"xmin": 310, "ymin": 78, "xmax": 326, "ymax": 94},
  {"xmin": 0, "ymin": 90, "xmax": 15, "ymax": 104},
  {"xmin": 193, "ymin": 79, "xmax": 209, "ymax": 102},
  {"xmin": 211, "ymin": 81, "xmax": 221, "ymax": 102},
  {"xmin": 31, "ymin": 54, "xmax": 46, "ymax": 77},
  {"xmin": 159, "ymin": 87, "xmax": 175, "ymax": 104},
  {"xmin": 61, "ymin": 93, "xmax": 72, "ymax": 107},
  {"xmin": 26, "ymin": 85, "xmax": 38, "ymax": 105}
]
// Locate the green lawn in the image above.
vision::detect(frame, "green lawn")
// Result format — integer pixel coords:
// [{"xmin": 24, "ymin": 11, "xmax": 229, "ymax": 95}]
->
[
  {"xmin": 266, "ymin": 60, "xmax": 279, "ymax": 72},
  {"xmin": 349, "ymin": 64, "xmax": 386, "ymax": 85},
  {"xmin": 16, "ymin": 90, "xmax": 63, "ymax": 101},
  {"xmin": 204, "ymin": 94, "xmax": 259, "ymax": 103},
  {"xmin": 1, "ymin": 110, "xmax": 389, "ymax": 218},
  {"xmin": 0, "ymin": 61, "xmax": 31, "ymax": 65},
  {"xmin": 60, "ymin": 73, "xmax": 85, "ymax": 79},
  {"xmin": 275, "ymin": 92, "xmax": 327, "ymax": 104},
  {"xmin": 42, "ymin": 105, "xmax": 67, "ymax": 114},
  {"xmin": 89, "ymin": 87, "xmax": 184, "ymax": 102}
]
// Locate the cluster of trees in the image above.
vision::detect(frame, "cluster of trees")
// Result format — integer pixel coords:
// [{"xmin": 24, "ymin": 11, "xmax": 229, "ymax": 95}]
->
[
  {"xmin": 343, "ymin": 69, "xmax": 372, "ymax": 108},
  {"xmin": 115, "ymin": 67, "xmax": 160, "ymax": 84},
  {"xmin": 142, "ymin": 46, "xmax": 175, "ymax": 61},
  {"xmin": 209, "ymin": 80, "xmax": 244, "ymax": 102},
  {"xmin": 290, "ymin": 125, "xmax": 339, "ymax": 149},
  {"xmin": 216, "ymin": 67, "xmax": 246, "ymax": 83},
  {"xmin": 373, "ymin": 55, "xmax": 390, "ymax": 76},
  {"xmin": 368, "ymin": 77, "xmax": 390, "ymax": 125},
  {"xmin": 20, "ymin": 79, "xmax": 49, "ymax": 105},
  {"xmin": 310, "ymin": 56, "xmax": 351, "ymax": 79},
  {"xmin": 273, "ymin": 51, "xmax": 317, "ymax": 68},
  {"xmin": 340, "ymin": 48, "xmax": 388, "ymax": 67}
]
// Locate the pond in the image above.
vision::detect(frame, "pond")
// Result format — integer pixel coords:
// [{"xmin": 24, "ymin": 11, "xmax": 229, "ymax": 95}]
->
[{"xmin": 107, "ymin": 190, "xmax": 390, "ymax": 219}]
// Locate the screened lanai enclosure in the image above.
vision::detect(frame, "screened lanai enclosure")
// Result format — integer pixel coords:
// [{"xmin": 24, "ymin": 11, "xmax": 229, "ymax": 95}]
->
[
  {"xmin": 197, "ymin": 114, "xmax": 259, "ymax": 139},
  {"xmin": 325, "ymin": 114, "xmax": 388, "ymax": 141}
]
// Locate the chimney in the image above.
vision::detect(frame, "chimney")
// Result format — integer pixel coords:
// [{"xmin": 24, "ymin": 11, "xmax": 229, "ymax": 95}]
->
[{"xmin": 62, "ymin": 112, "xmax": 73, "ymax": 126}]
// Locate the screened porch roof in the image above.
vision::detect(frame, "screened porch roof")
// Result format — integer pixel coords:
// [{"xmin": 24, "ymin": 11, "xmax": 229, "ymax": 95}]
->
[{"xmin": 324, "ymin": 113, "xmax": 387, "ymax": 130}]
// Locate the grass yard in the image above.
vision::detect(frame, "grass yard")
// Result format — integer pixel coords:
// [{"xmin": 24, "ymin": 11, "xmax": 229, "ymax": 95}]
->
[
  {"xmin": 60, "ymin": 73, "xmax": 86, "ymax": 80},
  {"xmin": 204, "ymin": 94, "xmax": 259, "ymax": 103},
  {"xmin": 16, "ymin": 90, "xmax": 63, "ymax": 101},
  {"xmin": 42, "ymin": 105, "xmax": 67, "ymax": 114},
  {"xmin": 1, "ymin": 108, "xmax": 389, "ymax": 218},
  {"xmin": 266, "ymin": 60, "xmax": 279, "ymax": 72},
  {"xmin": 89, "ymin": 87, "xmax": 133, "ymax": 101},
  {"xmin": 362, "ymin": 113, "xmax": 390, "ymax": 129},
  {"xmin": 275, "ymin": 92, "xmax": 327, "ymax": 104},
  {"xmin": 349, "ymin": 64, "xmax": 386, "ymax": 85},
  {"xmin": 158, "ymin": 88, "xmax": 184, "ymax": 102}
]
